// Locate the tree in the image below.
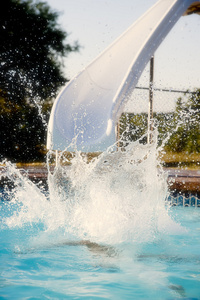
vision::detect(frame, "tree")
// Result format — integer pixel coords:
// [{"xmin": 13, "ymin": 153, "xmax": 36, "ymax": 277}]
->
[
  {"xmin": 165, "ymin": 89, "xmax": 200, "ymax": 153},
  {"xmin": 119, "ymin": 89, "xmax": 200, "ymax": 153},
  {"xmin": 0, "ymin": 0, "xmax": 79, "ymax": 162},
  {"xmin": 119, "ymin": 113, "xmax": 147, "ymax": 146}
]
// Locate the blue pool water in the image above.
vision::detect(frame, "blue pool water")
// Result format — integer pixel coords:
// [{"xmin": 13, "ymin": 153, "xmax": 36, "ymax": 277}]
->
[
  {"xmin": 0, "ymin": 147, "xmax": 200, "ymax": 299},
  {"xmin": 1, "ymin": 191, "xmax": 200, "ymax": 299}
]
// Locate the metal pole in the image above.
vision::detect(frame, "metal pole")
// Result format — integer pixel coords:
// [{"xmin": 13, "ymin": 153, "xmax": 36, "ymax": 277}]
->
[
  {"xmin": 116, "ymin": 121, "xmax": 120, "ymax": 150},
  {"xmin": 148, "ymin": 56, "xmax": 154, "ymax": 144},
  {"xmin": 55, "ymin": 150, "xmax": 59, "ymax": 167}
]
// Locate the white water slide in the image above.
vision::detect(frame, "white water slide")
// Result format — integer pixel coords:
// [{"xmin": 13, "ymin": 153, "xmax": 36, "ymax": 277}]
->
[{"xmin": 47, "ymin": 0, "xmax": 199, "ymax": 152}]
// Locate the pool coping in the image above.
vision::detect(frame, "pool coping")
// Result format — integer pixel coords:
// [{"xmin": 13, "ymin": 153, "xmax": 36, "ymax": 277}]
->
[{"xmin": 0, "ymin": 165, "xmax": 200, "ymax": 192}]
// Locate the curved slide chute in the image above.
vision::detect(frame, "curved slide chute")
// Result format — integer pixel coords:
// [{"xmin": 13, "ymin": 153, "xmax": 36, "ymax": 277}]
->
[{"xmin": 47, "ymin": 0, "xmax": 198, "ymax": 152}]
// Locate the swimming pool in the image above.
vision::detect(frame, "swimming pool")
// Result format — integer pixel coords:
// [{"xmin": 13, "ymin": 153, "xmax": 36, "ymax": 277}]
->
[
  {"xmin": 1, "ymin": 196, "xmax": 200, "ymax": 299},
  {"xmin": 0, "ymin": 148, "xmax": 200, "ymax": 299}
]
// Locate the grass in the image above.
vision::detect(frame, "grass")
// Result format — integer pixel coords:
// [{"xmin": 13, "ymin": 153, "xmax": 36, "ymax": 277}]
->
[
  {"xmin": 1, "ymin": 151, "xmax": 200, "ymax": 170},
  {"xmin": 160, "ymin": 151, "xmax": 200, "ymax": 169}
]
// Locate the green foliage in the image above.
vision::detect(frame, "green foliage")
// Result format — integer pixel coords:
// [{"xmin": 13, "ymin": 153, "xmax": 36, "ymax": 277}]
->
[
  {"xmin": 0, "ymin": 0, "xmax": 79, "ymax": 102},
  {"xmin": 153, "ymin": 112, "xmax": 174, "ymax": 146},
  {"xmin": 0, "ymin": 0, "xmax": 79, "ymax": 162},
  {"xmin": 0, "ymin": 95, "xmax": 46, "ymax": 162},
  {"xmin": 165, "ymin": 89, "xmax": 200, "ymax": 153},
  {"xmin": 119, "ymin": 113, "xmax": 147, "ymax": 145},
  {"xmin": 119, "ymin": 112, "xmax": 174, "ymax": 146},
  {"xmin": 119, "ymin": 89, "xmax": 200, "ymax": 153}
]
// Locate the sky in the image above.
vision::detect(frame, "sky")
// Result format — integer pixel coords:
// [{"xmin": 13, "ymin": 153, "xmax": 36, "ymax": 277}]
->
[{"xmin": 45, "ymin": 0, "xmax": 200, "ymax": 111}]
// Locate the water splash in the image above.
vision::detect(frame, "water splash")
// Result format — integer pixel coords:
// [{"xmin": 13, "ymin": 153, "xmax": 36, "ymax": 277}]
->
[{"xmin": 1, "ymin": 135, "xmax": 183, "ymax": 247}]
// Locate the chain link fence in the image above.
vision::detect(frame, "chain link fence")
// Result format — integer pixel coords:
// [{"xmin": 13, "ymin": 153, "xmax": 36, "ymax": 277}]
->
[
  {"xmin": 119, "ymin": 83, "xmax": 200, "ymax": 154},
  {"xmin": 125, "ymin": 86, "xmax": 189, "ymax": 113},
  {"xmin": 120, "ymin": 82, "xmax": 200, "ymax": 205}
]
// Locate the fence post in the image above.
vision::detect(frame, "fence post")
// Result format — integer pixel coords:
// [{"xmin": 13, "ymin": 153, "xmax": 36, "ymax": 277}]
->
[{"xmin": 148, "ymin": 56, "xmax": 154, "ymax": 144}]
